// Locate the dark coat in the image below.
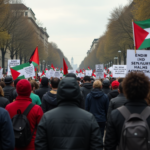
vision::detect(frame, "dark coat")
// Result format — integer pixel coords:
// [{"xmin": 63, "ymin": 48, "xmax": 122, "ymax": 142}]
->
[
  {"xmin": 80, "ymin": 83, "xmax": 93, "ymax": 100},
  {"xmin": 107, "ymin": 93, "xmax": 128, "ymax": 119},
  {"xmin": 85, "ymin": 88, "xmax": 109, "ymax": 123},
  {"xmin": 42, "ymin": 91, "xmax": 57, "ymax": 113},
  {"xmin": 0, "ymin": 96, "xmax": 9, "ymax": 108},
  {"xmin": 35, "ymin": 77, "xmax": 103, "ymax": 150},
  {"xmin": 105, "ymin": 101, "xmax": 150, "ymax": 150},
  {"xmin": 0, "ymin": 107, "xmax": 15, "ymax": 150},
  {"xmin": 35, "ymin": 86, "xmax": 51, "ymax": 101},
  {"xmin": 107, "ymin": 89, "xmax": 119, "ymax": 101},
  {"xmin": 102, "ymin": 87, "xmax": 111, "ymax": 94},
  {"xmin": 3, "ymin": 86, "xmax": 15, "ymax": 103}
]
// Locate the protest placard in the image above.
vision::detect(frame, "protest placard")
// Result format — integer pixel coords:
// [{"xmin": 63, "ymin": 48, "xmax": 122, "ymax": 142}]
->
[
  {"xmin": 8, "ymin": 60, "xmax": 20, "ymax": 76},
  {"xmin": 127, "ymin": 50, "xmax": 150, "ymax": 78},
  {"xmin": 113, "ymin": 65, "xmax": 127, "ymax": 78},
  {"xmin": 0, "ymin": 68, "xmax": 3, "ymax": 79},
  {"xmin": 68, "ymin": 70, "xmax": 76, "ymax": 74},
  {"xmin": 54, "ymin": 71, "xmax": 61, "ymax": 79},
  {"xmin": 95, "ymin": 64, "xmax": 104, "ymax": 79},
  {"xmin": 24, "ymin": 63, "xmax": 35, "ymax": 79},
  {"xmin": 85, "ymin": 70, "xmax": 92, "ymax": 76}
]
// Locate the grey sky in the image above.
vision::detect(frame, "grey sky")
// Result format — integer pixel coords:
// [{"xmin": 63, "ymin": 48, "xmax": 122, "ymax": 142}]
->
[{"xmin": 24, "ymin": 0, "xmax": 129, "ymax": 67}]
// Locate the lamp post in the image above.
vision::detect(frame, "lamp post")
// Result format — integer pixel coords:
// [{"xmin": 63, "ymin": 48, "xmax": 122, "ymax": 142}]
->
[
  {"xmin": 43, "ymin": 60, "xmax": 45, "ymax": 71},
  {"xmin": 48, "ymin": 65, "xmax": 50, "ymax": 70},
  {"xmin": 114, "ymin": 57, "xmax": 118, "ymax": 65},
  {"xmin": 118, "ymin": 50, "xmax": 121, "ymax": 65}
]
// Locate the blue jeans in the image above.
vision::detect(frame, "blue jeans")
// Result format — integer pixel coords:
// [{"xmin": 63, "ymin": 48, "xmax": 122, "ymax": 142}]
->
[{"xmin": 98, "ymin": 122, "xmax": 106, "ymax": 138}]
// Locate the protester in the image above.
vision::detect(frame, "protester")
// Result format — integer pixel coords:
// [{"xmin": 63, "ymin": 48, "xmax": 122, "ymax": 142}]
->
[
  {"xmin": 107, "ymin": 83, "xmax": 128, "ymax": 119},
  {"xmin": 3, "ymin": 76, "xmax": 15, "ymax": 102},
  {"xmin": 85, "ymin": 80, "xmax": 109, "ymax": 138},
  {"xmin": 105, "ymin": 72, "xmax": 150, "ymax": 150},
  {"xmin": 102, "ymin": 79, "xmax": 111, "ymax": 94},
  {"xmin": 0, "ymin": 107, "xmax": 15, "ymax": 149},
  {"xmin": 35, "ymin": 77, "xmax": 50, "ymax": 101},
  {"xmin": 0, "ymin": 86, "xmax": 9, "ymax": 108},
  {"xmin": 0, "ymin": 81, "xmax": 5, "ymax": 88},
  {"xmin": 6, "ymin": 79, "xmax": 43, "ymax": 150},
  {"xmin": 80, "ymin": 76, "xmax": 93, "ymax": 101},
  {"xmin": 35, "ymin": 77, "xmax": 103, "ymax": 150},
  {"xmin": 107, "ymin": 80, "xmax": 119, "ymax": 101},
  {"xmin": 42, "ymin": 78, "xmax": 60, "ymax": 113},
  {"xmin": 13, "ymin": 79, "xmax": 20, "ymax": 100},
  {"xmin": 30, "ymin": 81, "xmax": 41, "ymax": 105}
]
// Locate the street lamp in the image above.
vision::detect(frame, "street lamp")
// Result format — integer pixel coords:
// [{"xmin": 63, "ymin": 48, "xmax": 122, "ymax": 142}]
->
[
  {"xmin": 114, "ymin": 57, "xmax": 118, "ymax": 65},
  {"xmin": 118, "ymin": 50, "xmax": 121, "ymax": 65}
]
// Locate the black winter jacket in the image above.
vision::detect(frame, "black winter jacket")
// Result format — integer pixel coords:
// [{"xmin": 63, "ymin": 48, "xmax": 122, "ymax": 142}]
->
[
  {"xmin": 35, "ymin": 77, "xmax": 103, "ymax": 150},
  {"xmin": 0, "ymin": 107, "xmax": 15, "ymax": 150},
  {"xmin": 42, "ymin": 90, "xmax": 57, "ymax": 113},
  {"xmin": 102, "ymin": 87, "xmax": 111, "ymax": 94},
  {"xmin": 107, "ymin": 93, "xmax": 128, "ymax": 119},
  {"xmin": 3, "ymin": 86, "xmax": 15, "ymax": 103},
  {"xmin": 105, "ymin": 101, "xmax": 150, "ymax": 150},
  {"xmin": 80, "ymin": 82, "xmax": 93, "ymax": 100},
  {"xmin": 0, "ymin": 96, "xmax": 9, "ymax": 108},
  {"xmin": 107, "ymin": 89, "xmax": 119, "ymax": 101},
  {"xmin": 35, "ymin": 86, "xmax": 51, "ymax": 101}
]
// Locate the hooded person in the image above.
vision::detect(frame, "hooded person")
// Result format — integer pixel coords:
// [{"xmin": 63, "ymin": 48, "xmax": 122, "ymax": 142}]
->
[
  {"xmin": 102, "ymin": 79, "xmax": 111, "ymax": 94},
  {"xmin": 35, "ymin": 77, "xmax": 51, "ymax": 101},
  {"xmin": 35, "ymin": 77, "xmax": 103, "ymax": 150},
  {"xmin": 5, "ymin": 79, "xmax": 43, "ymax": 150},
  {"xmin": 42, "ymin": 77, "xmax": 60, "ymax": 113},
  {"xmin": 85, "ymin": 80, "xmax": 109, "ymax": 138}
]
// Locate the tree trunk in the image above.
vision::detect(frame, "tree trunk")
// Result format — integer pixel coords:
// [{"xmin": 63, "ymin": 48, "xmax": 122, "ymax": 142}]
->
[{"xmin": 1, "ymin": 48, "xmax": 5, "ymax": 73}]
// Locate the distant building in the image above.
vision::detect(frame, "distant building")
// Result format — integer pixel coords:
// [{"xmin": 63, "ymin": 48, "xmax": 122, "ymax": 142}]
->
[
  {"xmin": 71, "ymin": 57, "xmax": 78, "ymax": 70},
  {"xmin": 87, "ymin": 38, "xmax": 99, "ymax": 55}
]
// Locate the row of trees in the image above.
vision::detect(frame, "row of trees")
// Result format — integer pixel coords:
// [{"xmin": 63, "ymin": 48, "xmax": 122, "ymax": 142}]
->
[
  {"xmin": 79, "ymin": 0, "xmax": 149, "ymax": 70},
  {"xmin": 0, "ymin": 0, "xmax": 72, "ymax": 72}
]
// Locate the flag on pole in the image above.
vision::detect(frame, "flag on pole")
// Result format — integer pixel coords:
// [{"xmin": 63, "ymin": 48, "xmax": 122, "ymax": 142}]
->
[
  {"xmin": 88, "ymin": 66, "xmax": 91, "ymax": 70},
  {"xmin": 133, "ymin": 19, "xmax": 150, "ymax": 50},
  {"xmin": 63, "ymin": 58, "xmax": 68, "ymax": 75},
  {"xmin": 29, "ymin": 47, "xmax": 39, "ymax": 67}
]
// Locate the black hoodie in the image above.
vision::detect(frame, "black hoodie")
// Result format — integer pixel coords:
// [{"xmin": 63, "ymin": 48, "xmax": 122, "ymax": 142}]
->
[{"xmin": 42, "ymin": 90, "xmax": 57, "ymax": 113}]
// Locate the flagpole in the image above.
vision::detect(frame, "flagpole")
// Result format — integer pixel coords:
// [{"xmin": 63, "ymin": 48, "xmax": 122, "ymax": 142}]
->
[{"xmin": 132, "ymin": 19, "xmax": 136, "ymax": 53}]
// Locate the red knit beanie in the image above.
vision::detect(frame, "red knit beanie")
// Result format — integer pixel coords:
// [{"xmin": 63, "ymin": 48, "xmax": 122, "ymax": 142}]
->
[{"xmin": 16, "ymin": 79, "xmax": 31, "ymax": 97}]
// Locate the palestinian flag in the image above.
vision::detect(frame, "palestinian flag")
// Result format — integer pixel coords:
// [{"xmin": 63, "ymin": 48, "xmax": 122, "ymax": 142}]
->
[
  {"xmin": 40, "ymin": 71, "xmax": 46, "ymax": 78},
  {"xmin": 10, "ymin": 62, "xmax": 35, "ymax": 80},
  {"xmin": 83, "ymin": 69, "xmax": 85, "ymax": 73},
  {"xmin": 92, "ymin": 73, "xmax": 96, "ymax": 77},
  {"xmin": 60, "ymin": 68, "xmax": 62, "ymax": 71},
  {"xmin": 63, "ymin": 58, "xmax": 68, "ymax": 75},
  {"xmin": 133, "ymin": 19, "xmax": 150, "ymax": 50},
  {"xmin": 51, "ymin": 64, "xmax": 55, "ymax": 70},
  {"xmin": 29, "ymin": 47, "xmax": 39, "ymax": 67},
  {"xmin": 76, "ymin": 70, "xmax": 78, "ymax": 76},
  {"xmin": 88, "ymin": 66, "xmax": 91, "ymax": 70}
]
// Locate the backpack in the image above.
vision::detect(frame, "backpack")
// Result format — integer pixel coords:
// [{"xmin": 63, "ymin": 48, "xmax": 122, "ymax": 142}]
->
[
  {"xmin": 117, "ymin": 106, "xmax": 150, "ymax": 150},
  {"xmin": 12, "ymin": 103, "xmax": 35, "ymax": 148}
]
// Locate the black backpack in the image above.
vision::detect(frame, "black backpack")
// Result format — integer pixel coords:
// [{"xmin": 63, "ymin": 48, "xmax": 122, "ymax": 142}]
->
[
  {"xmin": 118, "ymin": 106, "xmax": 150, "ymax": 150},
  {"xmin": 12, "ymin": 103, "xmax": 35, "ymax": 148}
]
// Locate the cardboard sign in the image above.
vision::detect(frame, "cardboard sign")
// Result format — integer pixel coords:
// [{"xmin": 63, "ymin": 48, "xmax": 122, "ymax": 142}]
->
[
  {"xmin": 68, "ymin": 70, "xmax": 76, "ymax": 74},
  {"xmin": 54, "ymin": 71, "xmax": 61, "ymax": 79},
  {"xmin": 113, "ymin": 65, "xmax": 127, "ymax": 78},
  {"xmin": 95, "ymin": 64, "xmax": 104, "ymax": 79},
  {"xmin": 49, "ymin": 69, "xmax": 54, "ymax": 78},
  {"xmin": 24, "ymin": 63, "xmax": 35, "ymax": 79},
  {"xmin": 85, "ymin": 70, "xmax": 92, "ymax": 76},
  {"xmin": 8, "ymin": 60, "xmax": 20, "ymax": 76},
  {"xmin": 127, "ymin": 50, "xmax": 150, "ymax": 78},
  {"xmin": 0, "ymin": 68, "xmax": 3, "ymax": 79}
]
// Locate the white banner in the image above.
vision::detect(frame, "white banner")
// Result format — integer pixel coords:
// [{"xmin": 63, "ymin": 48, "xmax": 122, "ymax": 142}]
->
[
  {"xmin": 127, "ymin": 50, "xmax": 150, "ymax": 78},
  {"xmin": 24, "ymin": 63, "xmax": 35, "ymax": 79},
  {"xmin": 68, "ymin": 70, "xmax": 76, "ymax": 74},
  {"xmin": 85, "ymin": 70, "xmax": 92, "ymax": 76},
  {"xmin": 0, "ymin": 68, "xmax": 3, "ymax": 79},
  {"xmin": 95, "ymin": 64, "xmax": 104, "ymax": 79},
  {"xmin": 113, "ymin": 65, "xmax": 127, "ymax": 78},
  {"xmin": 54, "ymin": 71, "xmax": 61, "ymax": 79},
  {"xmin": 8, "ymin": 60, "xmax": 20, "ymax": 76}
]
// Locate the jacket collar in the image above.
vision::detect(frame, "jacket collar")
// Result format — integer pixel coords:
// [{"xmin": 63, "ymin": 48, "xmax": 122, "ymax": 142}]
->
[
  {"xmin": 15, "ymin": 96, "xmax": 32, "ymax": 102},
  {"xmin": 117, "ymin": 93, "xmax": 125, "ymax": 97}
]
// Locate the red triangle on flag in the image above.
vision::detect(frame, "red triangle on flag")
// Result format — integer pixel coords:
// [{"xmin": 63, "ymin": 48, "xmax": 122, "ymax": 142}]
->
[
  {"xmin": 133, "ymin": 22, "xmax": 149, "ymax": 49},
  {"xmin": 29, "ymin": 47, "xmax": 39, "ymax": 65},
  {"xmin": 10, "ymin": 68, "xmax": 20, "ymax": 80}
]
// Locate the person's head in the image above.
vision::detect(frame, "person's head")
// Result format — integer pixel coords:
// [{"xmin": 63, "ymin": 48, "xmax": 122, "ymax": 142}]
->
[
  {"xmin": 123, "ymin": 72, "xmax": 150, "ymax": 101},
  {"xmin": 118, "ymin": 78, "xmax": 124, "ymax": 83},
  {"xmin": 57, "ymin": 77, "xmax": 82, "ymax": 105},
  {"xmin": 14, "ymin": 79, "xmax": 20, "ymax": 88},
  {"xmin": 30, "ymin": 81, "xmax": 36, "ymax": 91},
  {"xmin": 41, "ymin": 77, "xmax": 49, "ymax": 87},
  {"xmin": 93, "ymin": 80, "xmax": 102, "ymax": 89},
  {"xmin": 102, "ymin": 79, "xmax": 110, "ymax": 88},
  {"xmin": 50, "ymin": 77, "xmax": 60, "ymax": 89},
  {"xmin": 83, "ymin": 76, "xmax": 91, "ymax": 83},
  {"xmin": 4, "ymin": 77, "xmax": 14, "ymax": 86},
  {"xmin": 66, "ymin": 73, "xmax": 77, "ymax": 79},
  {"xmin": 0, "ymin": 81, "xmax": 5, "ymax": 88},
  {"xmin": 118, "ymin": 83, "xmax": 123, "ymax": 94},
  {"xmin": 0, "ymin": 86, "xmax": 4, "ymax": 97},
  {"xmin": 16, "ymin": 79, "xmax": 31, "ymax": 97},
  {"xmin": 111, "ymin": 80, "xmax": 120, "ymax": 90}
]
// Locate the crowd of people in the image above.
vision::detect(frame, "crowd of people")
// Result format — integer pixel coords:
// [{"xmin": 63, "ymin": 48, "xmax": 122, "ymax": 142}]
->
[{"xmin": 0, "ymin": 71, "xmax": 150, "ymax": 150}]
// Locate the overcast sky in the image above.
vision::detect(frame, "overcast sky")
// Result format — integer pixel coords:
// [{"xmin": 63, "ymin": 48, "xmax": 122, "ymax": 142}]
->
[{"xmin": 24, "ymin": 0, "xmax": 129, "ymax": 67}]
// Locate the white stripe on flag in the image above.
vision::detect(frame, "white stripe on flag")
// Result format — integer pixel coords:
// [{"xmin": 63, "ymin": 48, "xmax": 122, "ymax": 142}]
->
[{"xmin": 145, "ymin": 28, "xmax": 150, "ymax": 39}]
